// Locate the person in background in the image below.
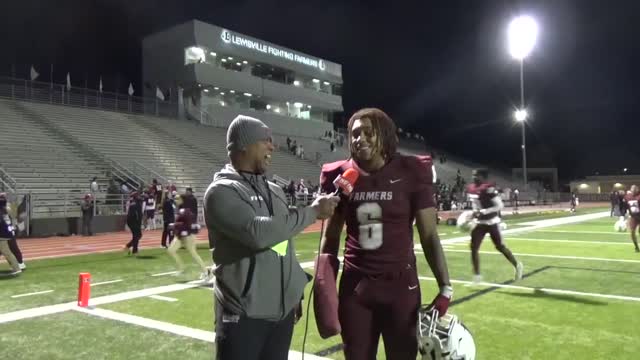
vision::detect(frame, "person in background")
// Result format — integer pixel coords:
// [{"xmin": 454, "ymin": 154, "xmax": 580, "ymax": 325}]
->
[
  {"xmin": 0, "ymin": 193, "xmax": 21, "ymax": 275},
  {"xmin": 81, "ymin": 194, "xmax": 94, "ymax": 236},
  {"xmin": 124, "ymin": 192, "xmax": 143, "ymax": 256},
  {"xmin": 161, "ymin": 190, "xmax": 176, "ymax": 248},
  {"xmin": 167, "ymin": 208, "xmax": 211, "ymax": 279},
  {"xmin": 180, "ymin": 187, "xmax": 198, "ymax": 222}
]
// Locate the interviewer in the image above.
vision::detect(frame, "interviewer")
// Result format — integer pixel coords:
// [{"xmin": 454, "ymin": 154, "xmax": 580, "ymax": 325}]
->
[{"xmin": 204, "ymin": 115, "xmax": 339, "ymax": 360}]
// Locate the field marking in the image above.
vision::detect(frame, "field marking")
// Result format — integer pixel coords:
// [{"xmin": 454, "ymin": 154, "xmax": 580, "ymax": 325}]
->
[
  {"xmin": 418, "ymin": 276, "xmax": 640, "ymax": 303},
  {"xmin": 10, "ymin": 290, "xmax": 54, "ymax": 298},
  {"xmin": 437, "ymin": 211, "xmax": 610, "ymax": 245},
  {"xmin": 149, "ymin": 295, "xmax": 178, "ymax": 302},
  {"xmin": 505, "ymin": 238, "xmax": 631, "ymax": 246},
  {"xmin": 516, "ymin": 211, "xmax": 609, "ymax": 226},
  {"xmin": 91, "ymin": 279, "xmax": 123, "ymax": 287},
  {"xmin": 436, "ymin": 249, "xmax": 640, "ymax": 264},
  {"xmin": 151, "ymin": 271, "xmax": 179, "ymax": 277},
  {"xmin": 538, "ymin": 230, "xmax": 628, "ymax": 235},
  {"xmin": 72, "ymin": 307, "xmax": 330, "ymax": 360},
  {"xmin": 0, "ymin": 282, "xmax": 200, "ymax": 324},
  {"xmin": 74, "ymin": 306, "xmax": 214, "ymax": 341}
]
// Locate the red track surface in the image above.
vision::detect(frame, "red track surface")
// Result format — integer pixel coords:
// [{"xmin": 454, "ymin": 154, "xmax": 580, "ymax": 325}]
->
[{"xmin": 3, "ymin": 220, "xmax": 325, "ymax": 262}]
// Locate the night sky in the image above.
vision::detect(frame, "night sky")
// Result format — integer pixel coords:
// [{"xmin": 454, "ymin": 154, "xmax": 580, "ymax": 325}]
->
[{"xmin": 2, "ymin": 0, "xmax": 640, "ymax": 182}]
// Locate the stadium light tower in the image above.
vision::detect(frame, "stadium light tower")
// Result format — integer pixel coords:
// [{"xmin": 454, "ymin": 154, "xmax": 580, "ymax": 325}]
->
[{"xmin": 508, "ymin": 15, "xmax": 538, "ymax": 191}]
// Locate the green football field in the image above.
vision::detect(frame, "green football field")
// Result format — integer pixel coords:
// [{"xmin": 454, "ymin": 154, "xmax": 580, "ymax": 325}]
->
[{"xmin": 2, "ymin": 207, "xmax": 640, "ymax": 359}]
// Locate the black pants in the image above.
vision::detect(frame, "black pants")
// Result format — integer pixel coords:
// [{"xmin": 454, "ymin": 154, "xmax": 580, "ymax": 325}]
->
[
  {"xmin": 82, "ymin": 216, "xmax": 93, "ymax": 236},
  {"xmin": 126, "ymin": 223, "xmax": 142, "ymax": 254},
  {"xmin": 215, "ymin": 302, "xmax": 295, "ymax": 360},
  {"xmin": 8, "ymin": 237, "xmax": 22, "ymax": 264},
  {"xmin": 161, "ymin": 221, "xmax": 174, "ymax": 247}
]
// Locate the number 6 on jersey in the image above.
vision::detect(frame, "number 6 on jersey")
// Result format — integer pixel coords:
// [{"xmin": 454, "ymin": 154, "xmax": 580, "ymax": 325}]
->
[{"xmin": 356, "ymin": 202, "xmax": 383, "ymax": 250}]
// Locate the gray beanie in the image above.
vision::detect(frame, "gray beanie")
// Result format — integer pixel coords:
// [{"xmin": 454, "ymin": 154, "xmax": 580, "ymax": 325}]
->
[{"xmin": 226, "ymin": 115, "xmax": 272, "ymax": 152}]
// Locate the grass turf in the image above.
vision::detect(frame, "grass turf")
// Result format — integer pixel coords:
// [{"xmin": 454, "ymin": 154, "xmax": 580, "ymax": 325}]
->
[{"xmin": 3, "ymin": 207, "xmax": 640, "ymax": 359}]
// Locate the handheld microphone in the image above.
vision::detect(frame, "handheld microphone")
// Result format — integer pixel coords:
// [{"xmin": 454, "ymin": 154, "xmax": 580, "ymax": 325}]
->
[
  {"xmin": 301, "ymin": 168, "xmax": 359, "ymax": 360},
  {"xmin": 331, "ymin": 168, "xmax": 359, "ymax": 197}
]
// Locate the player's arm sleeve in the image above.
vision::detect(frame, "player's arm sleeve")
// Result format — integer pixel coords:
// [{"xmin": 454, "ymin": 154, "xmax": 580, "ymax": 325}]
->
[
  {"xmin": 204, "ymin": 185, "xmax": 319, "ymax": 250},
  {"xmin": 411, "ymin": 157, "xmax": 436, "ymax": 211},
  {"xmin": 480, "ymin": 193, "xmax": 504, "ymax": 214}
]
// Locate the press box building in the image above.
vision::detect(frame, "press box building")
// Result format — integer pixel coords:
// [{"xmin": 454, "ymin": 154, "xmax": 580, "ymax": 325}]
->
[{"xmin": 142, "ymin": 20, "xmax": 343, "ymax": 137}]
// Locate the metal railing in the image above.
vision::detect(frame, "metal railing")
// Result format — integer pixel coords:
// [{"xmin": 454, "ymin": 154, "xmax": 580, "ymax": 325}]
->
[
  {"xmin": 132, "ymin": 160, "xmax": 170, "ymax": 186},
  {"xmin": 0, "ymin": 165, "xmax": 18, "ymax": 190},
  {"xmin": 0, "ymin": 76, "xmax": 179, "ymax": 119}
]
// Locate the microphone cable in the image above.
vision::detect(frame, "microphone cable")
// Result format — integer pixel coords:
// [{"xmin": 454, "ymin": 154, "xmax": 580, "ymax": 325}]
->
[{"xmin": 301, "ymin": 218, "xmax": 325, "ymax": 360}]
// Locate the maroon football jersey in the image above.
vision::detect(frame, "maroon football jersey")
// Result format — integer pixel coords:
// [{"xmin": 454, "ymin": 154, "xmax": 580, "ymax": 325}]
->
[
  {"xmin": 467, "ymin": 182, "xmax": 499, "ymax": 221},
  {"xmin": 625, "ymin": 193, "xmax": 640, "ymax": 218},
  {"xmin": 320, "ymin": 153, "xmax": 434, "ymax": 274}
]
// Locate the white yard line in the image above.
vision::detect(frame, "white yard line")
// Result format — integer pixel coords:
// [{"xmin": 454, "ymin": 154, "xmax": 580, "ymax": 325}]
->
[
  {"xmin": 91, "ymin": 279, "xmax": 123, "ymax": 287},
  {"xmin": 516, "ymin": 211, "xmax": 609, "ymax": 226},
  {"xmin": 435, "ymin": 249, "xmax": 640, "ymax": 264},
  {"xmin": 10, "ymin": 290, "xmax": 54, "ymax": 298},
  {"xmin": 431, "ymin": 211, "xmax": 610, "ymax": 246},
  {"xmin": 504, "ymin": 238, "xmax": 631, "ymax": 245},
  {"xmin": 151, "ymin": 271, "xmax": 179, "ymax": 277},
  {"xmin": 72, "ymin": 307, "xmax": 330, "ymax": 360},
  {"xmin": 149, "ymin": 295, "xmax": 178, "ymax": 302},
  {"xmin": 538, "ymin": 230, "xmax": 628, "ymax": 235},
  {"xmin": 0, "ymin": 282, "xmax": 199, "ymax": 324},
  {"xmin": 418, "ymin": 276, "xmax": 640, "ymax": 302}
]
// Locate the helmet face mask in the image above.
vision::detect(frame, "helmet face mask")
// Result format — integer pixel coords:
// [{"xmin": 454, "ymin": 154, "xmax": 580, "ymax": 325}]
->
[{"xmin": 418, "ymin": 306, "xmax": 476, "ymax": 360}]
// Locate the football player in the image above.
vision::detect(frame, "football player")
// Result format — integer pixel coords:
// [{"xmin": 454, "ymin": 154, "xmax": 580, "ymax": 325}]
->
[
  {"xmin": 623, "ymin": 185, "xmax": 640, "ymax": 252},
  {"xmin": 320, "ymin": 108, "xmax": 452, "ymax": 359},
  {"xmin": 467, "ymin": 169, "xmax": 523, "ymax": 284}
]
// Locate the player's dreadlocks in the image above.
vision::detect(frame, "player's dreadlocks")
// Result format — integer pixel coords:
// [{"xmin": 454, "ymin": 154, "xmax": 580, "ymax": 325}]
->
[{"xmin": 347, "ymin": 108, "xmax": 398, "ymax": 161}]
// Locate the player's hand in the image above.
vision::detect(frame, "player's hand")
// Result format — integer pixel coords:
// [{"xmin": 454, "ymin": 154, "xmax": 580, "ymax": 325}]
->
[
  {"xmin": 311, "ymin": 194, "xmax": 340, "ymax": 220},
  {"xmin": 427, "ymin": 285, "xmax": 453, "ymax": 318}
]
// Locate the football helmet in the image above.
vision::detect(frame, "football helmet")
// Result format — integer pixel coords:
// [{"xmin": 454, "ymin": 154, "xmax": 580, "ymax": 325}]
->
[
  {"xmin": 417, "ymin": 306, "xmax": 476, "ymax": 360},
  {"xmin": 456, "ymin": 211, "xmax": 477, "ymax": 232}
]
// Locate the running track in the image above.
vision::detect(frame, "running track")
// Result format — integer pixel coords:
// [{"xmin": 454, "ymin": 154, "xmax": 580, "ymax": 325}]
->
[
  {"xmin": 4, "ymin": 202, "xmax": 607, "ymax": 262},
  {"xmin": 5, "ymin": 221, "xmax": 325, "ymax": 262}
]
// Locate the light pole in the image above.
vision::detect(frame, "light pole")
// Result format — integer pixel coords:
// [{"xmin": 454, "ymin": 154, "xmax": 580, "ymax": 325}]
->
[{"xmin": 508, "ymin": 15, "xmax": 538, "ymax": 191}]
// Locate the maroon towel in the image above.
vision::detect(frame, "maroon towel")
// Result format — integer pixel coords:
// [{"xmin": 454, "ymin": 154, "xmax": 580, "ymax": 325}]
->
[{"xmin": 313, "ymin": 254, "xmax": 341, "ymax": 339}]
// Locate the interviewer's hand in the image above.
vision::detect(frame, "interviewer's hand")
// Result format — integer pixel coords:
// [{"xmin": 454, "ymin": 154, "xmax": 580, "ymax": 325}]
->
[{"xmin": 311, "ymin": 194, "xmax": 340, "ymax": 219}]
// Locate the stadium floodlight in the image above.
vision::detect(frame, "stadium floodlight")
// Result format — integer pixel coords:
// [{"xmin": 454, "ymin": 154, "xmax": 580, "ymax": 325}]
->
[
  {"xmin": 508, "ymin": 15, "xmax": 538, "ymax": 191},
  {"xmin": 514, "ymin": 109, "xmax": 528, "ymax": 122},
  {"xmin": 508, "ymin": 15, "xmax": 538, "ymax": 60}
]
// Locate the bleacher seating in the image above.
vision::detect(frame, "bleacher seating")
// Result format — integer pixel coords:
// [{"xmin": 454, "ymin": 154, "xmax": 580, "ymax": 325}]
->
[{"xmin": 0, "ymin": 99, "xmax": 111, "ymax": 217}]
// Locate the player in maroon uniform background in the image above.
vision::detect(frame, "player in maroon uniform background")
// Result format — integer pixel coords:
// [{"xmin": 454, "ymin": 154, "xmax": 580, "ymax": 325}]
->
[
  {"xmin": 319, "ymin": 108, "xmax": 452, "ymax": 360},
  {"xmin": 622, "ymin": 185, "xmax": 640, "ymax": 252},
  {"xmin": 467, "ymin": 169, "xmax": 523, "ymax": 284}
]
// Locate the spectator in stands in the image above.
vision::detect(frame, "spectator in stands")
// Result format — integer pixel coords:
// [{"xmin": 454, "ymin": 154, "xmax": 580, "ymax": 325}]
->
[
  {"xmin": 90, "ymin": 177, "xmax": 99, "ymax": 194},
  {"xmin": 81, "ymin": 194, "xmax": 94, "ymax": 236},
  {"xmin": 286, "ymin": 136, "xmax": 292, "ymax": 151},
  {"xmin": 330, "ymin": 141, "xmax": 335, "ymax": 152},
  {"xmin": 287, "ymin": 180, "xmax": 297, "ymax": 206},
  {"xmin": 124, "ymin": 192, "xmax": 143, "ymax": 256},
  {"xmin": 120, "ymin": 181, "xmax": 130, "ymax": 195},
  {"xmin": 0, "ymin": 193, "xmax": 21, "ymax": 275},
  {"xmin": 298, "ymin": 145, "xmax": 305, "ymax": 159}
]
